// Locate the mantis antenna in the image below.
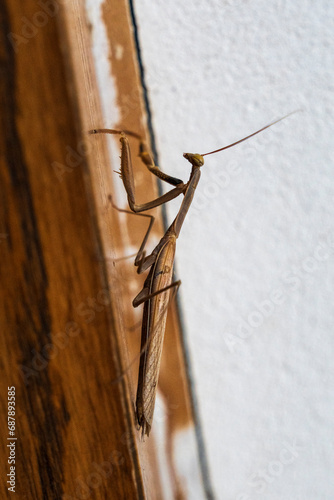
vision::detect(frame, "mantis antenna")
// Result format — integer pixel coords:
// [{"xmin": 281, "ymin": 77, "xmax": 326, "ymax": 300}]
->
[{"xmin": 201, "ymin": 110, "xmax": 301, "ymax": 157}]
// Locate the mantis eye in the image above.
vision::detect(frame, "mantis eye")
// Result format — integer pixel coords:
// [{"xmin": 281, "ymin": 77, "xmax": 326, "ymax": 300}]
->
[{"xmin": 183, "ymin": 153, "xmax": 204, "ymax": 167}]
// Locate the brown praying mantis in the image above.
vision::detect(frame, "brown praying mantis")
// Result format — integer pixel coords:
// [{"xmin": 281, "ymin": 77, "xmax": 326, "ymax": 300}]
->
[{"xmin": 89, "ymin": 111, "xmax": 296, "ymax": 437}]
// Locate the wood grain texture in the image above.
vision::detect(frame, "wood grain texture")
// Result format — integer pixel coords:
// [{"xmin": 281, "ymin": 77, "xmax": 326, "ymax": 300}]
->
[
  {"xmin": 0, "ymin": 1, "xmax": 143, "ymax": 498},
  {"xmin": 0, "ymin": 0, "xmax": 200, "ymax": 498}
]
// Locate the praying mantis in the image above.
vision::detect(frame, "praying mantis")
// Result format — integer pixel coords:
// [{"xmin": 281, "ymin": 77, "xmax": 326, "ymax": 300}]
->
[{"xmin": 89, "ymin": 112, "xmax": 296, "ymax": 437}]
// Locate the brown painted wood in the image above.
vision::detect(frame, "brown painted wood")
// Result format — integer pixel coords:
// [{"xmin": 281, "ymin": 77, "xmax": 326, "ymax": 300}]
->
[
  {"xmin": 0, "ymin": 1, "xmax": 143, "ymax": 498},
  {"xmin": 0, "ymin": 1, "xmax": 200, "ymax": 498}
]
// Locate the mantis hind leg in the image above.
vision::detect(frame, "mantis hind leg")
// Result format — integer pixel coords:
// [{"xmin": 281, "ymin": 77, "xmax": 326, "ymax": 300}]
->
[{"xmin": 133, "ymin": 280, "xmax": 181, "ymax": 308}]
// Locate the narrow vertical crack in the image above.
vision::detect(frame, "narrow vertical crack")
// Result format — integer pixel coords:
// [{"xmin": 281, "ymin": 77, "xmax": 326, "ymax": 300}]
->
[{"xmin": 127, "ymin": 0, "xmax": 159, "ymax": 166}]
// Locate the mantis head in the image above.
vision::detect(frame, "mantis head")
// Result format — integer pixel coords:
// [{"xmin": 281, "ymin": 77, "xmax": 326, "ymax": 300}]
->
[{"xmin": 183, "ymin": 153, "xmax": 204, "ymax": 168}]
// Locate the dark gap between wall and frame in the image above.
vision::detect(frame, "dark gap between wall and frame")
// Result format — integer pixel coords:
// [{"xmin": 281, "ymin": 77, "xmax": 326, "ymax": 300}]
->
[{"xmin": 127, "ymin": 2, "xmax": 217, "ymax": 499}]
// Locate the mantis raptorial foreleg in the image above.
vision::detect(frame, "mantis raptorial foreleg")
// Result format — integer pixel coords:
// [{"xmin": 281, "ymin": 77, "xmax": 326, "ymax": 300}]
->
[{"xmin": 89, "ymin": 129, "xmax": 186, "ymax": 212}]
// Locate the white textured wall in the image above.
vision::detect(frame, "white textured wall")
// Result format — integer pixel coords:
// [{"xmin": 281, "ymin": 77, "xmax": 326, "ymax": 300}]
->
[{"xmin": 133, "ymin": 1, "xmax": 334, "ymax": 499}]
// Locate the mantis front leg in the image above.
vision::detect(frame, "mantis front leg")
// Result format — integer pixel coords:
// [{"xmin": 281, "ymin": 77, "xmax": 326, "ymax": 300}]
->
[{"xmin": 89, "ymin": 128, "xmax": 186, "ymax": 212}]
